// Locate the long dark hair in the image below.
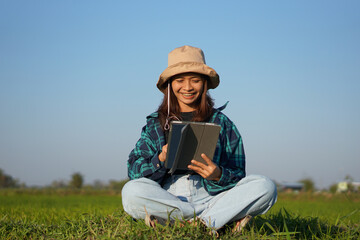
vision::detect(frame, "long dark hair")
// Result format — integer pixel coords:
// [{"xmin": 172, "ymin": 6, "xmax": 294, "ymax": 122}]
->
[{"xmin": 157, "ymin": 75, "xmax": 214, "ymax": 131}]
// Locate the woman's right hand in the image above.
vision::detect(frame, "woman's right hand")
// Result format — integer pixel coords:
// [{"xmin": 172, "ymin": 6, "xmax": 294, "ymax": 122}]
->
[{"xmin": 158, "ymin": 144, "xmax": 168, "ymax": 162}]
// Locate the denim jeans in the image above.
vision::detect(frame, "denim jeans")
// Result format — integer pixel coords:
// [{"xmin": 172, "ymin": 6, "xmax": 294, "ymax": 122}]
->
[{"xmin": 122, "ymin": 174, "xmax": 277, "ymax": 230}]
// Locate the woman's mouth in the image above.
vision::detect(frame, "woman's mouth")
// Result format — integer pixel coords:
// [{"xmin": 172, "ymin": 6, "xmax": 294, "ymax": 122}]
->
[{"xmin": 181, "ymin": 93, "xmax": 196, "ymax": 99}]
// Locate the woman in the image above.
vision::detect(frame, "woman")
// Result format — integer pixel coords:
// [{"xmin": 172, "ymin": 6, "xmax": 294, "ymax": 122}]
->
[{"xmin": 122, "ymin": 45, "xmax": 277, "ymax": 233}]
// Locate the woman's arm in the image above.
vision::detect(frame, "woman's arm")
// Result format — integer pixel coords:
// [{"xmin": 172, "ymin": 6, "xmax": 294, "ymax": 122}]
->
[{"xmin": 127, "ymin": 119, "xmax": 167, "ymax": 184}]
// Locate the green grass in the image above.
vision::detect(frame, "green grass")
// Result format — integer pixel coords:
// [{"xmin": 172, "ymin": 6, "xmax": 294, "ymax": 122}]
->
[
  {"xmin": 0, "ymin": 190, "xmax": 359, "ymax": 239},
  {"xmin": 269, "ymin": 192, "xmax": 360, "ymax": 225}
]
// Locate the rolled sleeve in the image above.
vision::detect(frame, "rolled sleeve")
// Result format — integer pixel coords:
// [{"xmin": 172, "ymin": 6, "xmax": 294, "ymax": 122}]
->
[{"xmin": 203, "ymin": 109, "xmax": 246, "ymax": 195}]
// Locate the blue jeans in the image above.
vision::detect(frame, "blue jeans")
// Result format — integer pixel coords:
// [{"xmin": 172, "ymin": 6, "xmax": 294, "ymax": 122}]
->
[{"xmin": 122, "ymin": 174, "xmax": 277, "ymax": 230}]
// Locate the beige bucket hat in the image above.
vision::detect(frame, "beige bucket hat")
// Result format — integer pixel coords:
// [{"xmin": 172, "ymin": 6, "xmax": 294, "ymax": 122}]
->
[{"xmin": 157, "ymin": 45, "xmax": 220, "ymax": 92}]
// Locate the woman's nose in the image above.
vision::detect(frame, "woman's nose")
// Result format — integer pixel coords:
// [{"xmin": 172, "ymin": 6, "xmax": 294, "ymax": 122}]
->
[{"xmin": 183, "ymin": 80, "xmax": 193, "ymax": 90}]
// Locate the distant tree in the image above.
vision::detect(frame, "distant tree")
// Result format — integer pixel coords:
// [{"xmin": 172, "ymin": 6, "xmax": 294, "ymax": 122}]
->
[
  {"xmin": 344, "ymin": 175, "xmax": 355, "ymax": 192},
  {"xmin": 70, "ymin": 172, "xmax": 84, "ymax": 189},
  {"xmin": 0, "ymin": 168, "xmax": 19, "ymax": 188},
  {"xmin": 344, "ymin": 175, "xmax": 354, "ymax": 182},
  {"xmin": 93, "ymin": 179, "xmax": 105, "ymax": 189},
  {"xmin": 329, "ymin": 183, "xmax": 338, "ymax": 194},
  {"xmin": 298, "ymin": 178, "xmax": 315, "ymax": 192},
  {"xmin": 51, "ymin": 180, "xmax": 67, "ymax": 188},
  {"xmin": 109, "ymin": 179, "xmax": 129, "ymax": 191}
]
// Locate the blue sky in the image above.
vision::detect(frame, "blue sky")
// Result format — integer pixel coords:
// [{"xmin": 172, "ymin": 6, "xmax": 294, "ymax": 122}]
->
[{"xmin": 1, "ymin": 1, "xmax": 359, "ymax": 189}]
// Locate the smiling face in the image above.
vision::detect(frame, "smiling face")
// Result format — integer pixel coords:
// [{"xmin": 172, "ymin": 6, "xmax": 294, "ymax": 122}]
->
[{"xmin": 171, "ymin": 72, "xmax": 205, "ymax": 112}]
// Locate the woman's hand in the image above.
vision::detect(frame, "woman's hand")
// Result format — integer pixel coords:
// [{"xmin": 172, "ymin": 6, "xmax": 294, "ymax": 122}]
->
[
  {"xmin": 158, "ymin": 144, "xmax": 168, "ymax": 162},
  {"xmin": 187, "ymin": 153, "xmax": 222, "ymax": 181}
]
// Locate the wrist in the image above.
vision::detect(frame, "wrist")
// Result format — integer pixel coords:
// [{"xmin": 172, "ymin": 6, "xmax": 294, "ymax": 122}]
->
[{"xmin": 214, "ymin": 167, "xmax": 222, "ymax": 181}]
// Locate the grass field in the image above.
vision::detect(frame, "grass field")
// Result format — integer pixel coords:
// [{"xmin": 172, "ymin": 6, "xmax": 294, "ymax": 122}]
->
[{"xmin": 0, "ymin": 189, "xmax": 359, "ymax": 239}]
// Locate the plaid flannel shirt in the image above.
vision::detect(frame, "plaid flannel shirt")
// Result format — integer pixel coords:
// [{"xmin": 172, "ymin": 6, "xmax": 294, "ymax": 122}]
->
[{"xmin": 127, "ymin": 103, "xmax": 246, "ymax": 195}]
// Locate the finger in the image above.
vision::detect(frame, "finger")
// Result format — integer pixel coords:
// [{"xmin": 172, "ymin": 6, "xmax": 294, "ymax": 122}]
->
[
  {"xmin": 159, "ymin": 152, "xmax": 165, "ymax": 162},
  {"xmin": 188, "ymin": 164, "xmax": 209, "ymax": 176},
  {"xmin": 201, "ymin": 153, "xmax": 212, "ymax": 164},
  {"xmin": 188, "ymin": 165, "xmax": 208, "ymax": 178},
  {"xmin": 189, "ymin": 162, "xmax": 212, "ymax": 177},
  {"xmin": 197, "ymin": 172, "xmax": 207, "ymax": 179},
  {"xmin": 162, "ymin": 145, "xmax": 168, "ymax": 155},
  {"xmin": 191, "ymin": 160, "xmax": 208, "ymax": 169},
  {"xmin": 187, "ymin": 164, "xmax": 203, "ymax": 172}
]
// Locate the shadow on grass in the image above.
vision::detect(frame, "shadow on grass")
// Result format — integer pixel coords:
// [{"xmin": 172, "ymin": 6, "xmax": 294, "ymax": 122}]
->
[{"xmin": 248, "ymin": 208, "xmax": 359, "ymax": 239}]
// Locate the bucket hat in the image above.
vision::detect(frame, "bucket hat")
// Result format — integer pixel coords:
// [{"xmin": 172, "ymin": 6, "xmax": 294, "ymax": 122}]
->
[{"xmin": 157, "ymin": 45, "xmax": 220, "ymax": 92}]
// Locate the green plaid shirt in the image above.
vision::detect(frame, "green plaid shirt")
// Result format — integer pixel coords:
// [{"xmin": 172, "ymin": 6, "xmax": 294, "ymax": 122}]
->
[{"xmin": 127, "ymin": 103, "xmax": 246, "ymax": 195}]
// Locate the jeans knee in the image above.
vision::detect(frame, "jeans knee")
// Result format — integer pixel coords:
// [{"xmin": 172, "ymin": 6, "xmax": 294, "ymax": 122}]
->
[
  {"xmin": 121, "ymin": 178, "xmax": 157, "ymax": 211},
  {"xmin": 121, "ymin": 180, "xmax": 135, "ymax": 203},
  {"xmin": 258, "ymin": 175, "xmax": 277, "ymax": 204},
  {"xmin": 121, "ymin": 181, "xmax": 135, "ymax": 211},
  {"xmin": 242, "ymin": 175, "xmax": 277, "ymax": 204}
]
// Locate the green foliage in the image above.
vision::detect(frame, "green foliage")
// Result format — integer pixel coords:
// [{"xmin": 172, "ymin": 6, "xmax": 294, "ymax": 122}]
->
[
  {"xmin": 51, "ymin": 179, "xmax": 67, "ymax": 188},
  {"xmin": 0, "ymin": 191, "xmax": 359, "ymax": 239},
  {"xmin": 329, "ymin": 183, "xmax": 338, "ymax": 194},
  {"xmin": 69, "ymin": 172, "xmax": 84, "ymax": 189},
  {"xmin": 298, "ymin": 178, "xmax": 315, "ymax": 192},
  {"xmin": 0, "ymin": 168, "xmax": 20, "ymax": 188},
  {"xmin": 344, "ymin": 175, "xmax": 357, "ymax": 192},
  {"xmin": 108, "ymin": 179, "xmax": 129, "ymax": 191}
]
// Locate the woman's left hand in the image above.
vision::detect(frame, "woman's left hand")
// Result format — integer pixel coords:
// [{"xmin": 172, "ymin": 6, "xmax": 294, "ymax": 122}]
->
[{"xmin": 188, "ymin": 153, "xmax": 222, "ymax": 181}]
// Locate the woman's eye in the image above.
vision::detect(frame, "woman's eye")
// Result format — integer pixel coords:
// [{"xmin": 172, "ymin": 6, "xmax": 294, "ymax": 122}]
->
[{"xmin": 192, "ymin": 79, "xmax": 201, "ymax": 83}]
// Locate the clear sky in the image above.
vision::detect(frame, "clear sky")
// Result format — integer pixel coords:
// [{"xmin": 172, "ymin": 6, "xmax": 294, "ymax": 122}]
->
[{"xmin": 1, "ymin": 0, "xmax": 359, "ymax": 189}]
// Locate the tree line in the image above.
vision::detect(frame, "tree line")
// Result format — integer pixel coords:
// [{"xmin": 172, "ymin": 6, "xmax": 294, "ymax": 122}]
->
[
  {"xmin": 0, "ymin": 169, "xmax": 127, "ymax": 191},
  {"xmin": 1, "ymin": 168, "xmax": 358, "ymax": 193}
]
